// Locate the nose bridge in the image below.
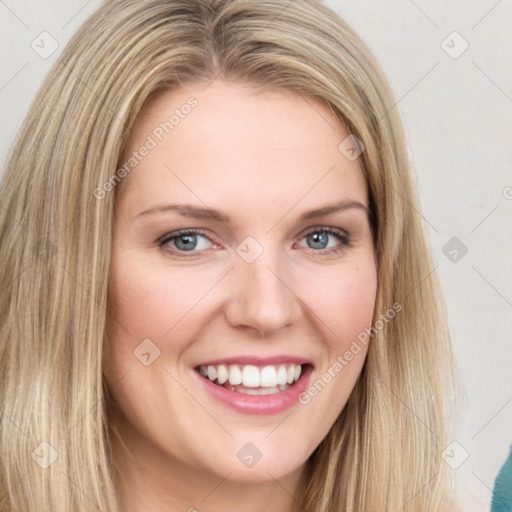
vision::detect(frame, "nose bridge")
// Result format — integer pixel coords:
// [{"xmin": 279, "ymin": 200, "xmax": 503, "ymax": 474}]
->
[{"xmin": 225, "ymin": 240, "xmax": 300, "ymax": 335}]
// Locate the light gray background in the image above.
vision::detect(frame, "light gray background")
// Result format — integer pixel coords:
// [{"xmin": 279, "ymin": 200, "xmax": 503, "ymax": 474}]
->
[{"xmin": 1, "ymin": 1, "xmax": 511, "ymax": 510}]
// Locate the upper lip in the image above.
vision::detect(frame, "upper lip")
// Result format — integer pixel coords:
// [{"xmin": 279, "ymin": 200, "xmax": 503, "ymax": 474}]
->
[{"xmin": 195, "ymin": 355, "xmax": 313, "ymax": 367}]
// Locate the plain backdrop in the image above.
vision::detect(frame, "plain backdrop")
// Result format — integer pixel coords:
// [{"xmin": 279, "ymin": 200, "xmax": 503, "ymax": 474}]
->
[{"xmin": 1, "ymin": 1, "xmax": 511, "ymax": 510}]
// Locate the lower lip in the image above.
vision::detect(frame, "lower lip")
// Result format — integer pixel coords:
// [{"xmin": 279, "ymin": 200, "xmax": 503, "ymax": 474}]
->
[{"xmin": 194, "ymin": 365, "xmax": 313, "ymax": 415}]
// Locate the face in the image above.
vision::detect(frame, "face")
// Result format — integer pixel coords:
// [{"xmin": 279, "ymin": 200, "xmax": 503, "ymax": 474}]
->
[{"xmin": 103, "ymin": 79, "xmax": 377, "ymax": 490}]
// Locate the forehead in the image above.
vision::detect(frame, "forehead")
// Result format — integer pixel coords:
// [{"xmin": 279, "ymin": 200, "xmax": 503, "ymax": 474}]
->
[{"xmin": 116, "ymin": 80, "xmax": 368, "ymax": 222}]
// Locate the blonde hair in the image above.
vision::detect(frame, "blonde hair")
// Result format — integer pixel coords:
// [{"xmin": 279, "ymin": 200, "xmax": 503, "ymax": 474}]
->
[{"xmin": 0, "ymin": 0, "xmax": 458, "ymax": 510}]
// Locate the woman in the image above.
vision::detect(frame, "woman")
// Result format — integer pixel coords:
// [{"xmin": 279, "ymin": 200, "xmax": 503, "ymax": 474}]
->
[{"xmin": 0, "ymin": 0, "xmax": 458, "ymax": 510}]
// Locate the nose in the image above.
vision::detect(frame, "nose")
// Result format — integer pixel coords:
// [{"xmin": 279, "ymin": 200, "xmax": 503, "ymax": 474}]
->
[{"xmin": 224, "ymin": 248, "xmax": 301, "ymax": 336}]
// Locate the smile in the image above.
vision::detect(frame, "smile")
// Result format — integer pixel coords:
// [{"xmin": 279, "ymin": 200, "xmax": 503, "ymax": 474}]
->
[
  {"xmin": 197, "ymin": 363, "xmax": 304, "ymax": 395},
  {"xmin": 193, "ymin": 355, "xmax": 314, "ymax": 414}
]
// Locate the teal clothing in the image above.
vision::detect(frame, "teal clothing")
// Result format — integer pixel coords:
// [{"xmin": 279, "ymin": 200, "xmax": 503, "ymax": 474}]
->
[{"xmin": 490, "ymin": 445, "xmax": 512, "ymax": 512}]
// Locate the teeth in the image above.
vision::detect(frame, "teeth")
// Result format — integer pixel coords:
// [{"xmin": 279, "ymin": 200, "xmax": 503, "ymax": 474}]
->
[
  {"xmin": 242, "ymin": 365, "xmax": 260, "ymax": 387},
  {"xmin": 198, "ymin": 363, "xmax": 304, "ymax": 389},
  {"xmin": 228, "ymin": 365, "xmax": 242, "ymax": 385},
  {"xmin": 260, "ymin": 366, "xmax": 277, "ymax": 387},
  {"xmin": 207, "ymin": 365, "xmax": 217, "ymax": 381},
  {"xmin": 217, "ymin": 364, "xmax": 229, "ymax": 385},
  {"xmin": 276, "ymin": 365, "xmax": 287, "ymax": 386},
  {"xmin": 286, "ymin": 365, "xmax": 295, "ymax": 384}
]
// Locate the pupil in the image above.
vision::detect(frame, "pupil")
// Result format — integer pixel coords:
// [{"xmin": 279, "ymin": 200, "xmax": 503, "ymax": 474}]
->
[
  {"xmin": 176, "ymin": 234, "xmax": 197, "ymax": 251},
  {"xmin": 309, "ymin": 232, "xmax": 327, "ymax": 249}
]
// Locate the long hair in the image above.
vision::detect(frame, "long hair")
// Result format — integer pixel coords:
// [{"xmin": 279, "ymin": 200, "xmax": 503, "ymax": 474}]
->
[{"xmin": 0, "ymin": 0, "xmax": 458, "ymax": 510}]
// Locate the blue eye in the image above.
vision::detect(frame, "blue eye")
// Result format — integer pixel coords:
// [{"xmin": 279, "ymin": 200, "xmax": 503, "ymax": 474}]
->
[
  {"xmin": 160, "ymin": 230, "xmax": 214, "ymax": 252},
  {"xmin": 159, "ymin": 227, "xmax": 351, "ymax": 257},
  {"xmin": 298, "ymin": 227, "xmax": 351, "ymax": 255}
]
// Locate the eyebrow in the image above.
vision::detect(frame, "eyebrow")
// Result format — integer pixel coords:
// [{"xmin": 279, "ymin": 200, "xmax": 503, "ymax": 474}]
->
[{"xmin": 136, "ymin": 200, "xmax": 370, "ymax": 223}]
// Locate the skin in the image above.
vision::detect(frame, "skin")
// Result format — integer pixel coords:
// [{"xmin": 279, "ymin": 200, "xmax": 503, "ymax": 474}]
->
[{"xmin": 103, "ymin": 79, "xmax": 378, "ymax": 512}]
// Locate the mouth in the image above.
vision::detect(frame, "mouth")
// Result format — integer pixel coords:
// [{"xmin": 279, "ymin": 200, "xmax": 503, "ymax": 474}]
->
[{"xmin": 194, "ymin": 361, "xmax": 313, "ymax": 396}]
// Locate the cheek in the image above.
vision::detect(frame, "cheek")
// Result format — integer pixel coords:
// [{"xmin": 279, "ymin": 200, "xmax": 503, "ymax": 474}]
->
[
  {"xmin": 293, "ymin": 258, "xmax": 377, "ymax": 431},
  {"xmin": 104, "ymin": 249, "xmax": 223, "ymax": 385},
  {"xmin": 304, "ymin": 258, "xmax": 378, "ymax": 354},
  {"xmin": 107, "ymin": 247, "xmax": 377, "ymax": 352},
  {"xmin": 104, "ymin": 253, "xmax": 174, "ymax": 380},
  {"xmin": 107, "ymin": 253, "xmax": 207, "ymax": 339}
]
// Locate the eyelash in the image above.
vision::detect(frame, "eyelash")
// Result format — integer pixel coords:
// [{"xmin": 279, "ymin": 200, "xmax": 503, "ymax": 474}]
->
[{"xmin": 158, "ymin": 227, "xmax": 352, "ymax": 258}]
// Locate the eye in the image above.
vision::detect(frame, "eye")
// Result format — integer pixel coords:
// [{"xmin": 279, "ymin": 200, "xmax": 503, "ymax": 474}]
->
[
  {"xmin": 159, "ymin": 229, "xmax": 217, "ymax": 254},
  {"xmin": 158, "ymin": 227, "xmax": 351, "ymax": 257},
  {"xmin": 296, "ymin": 227, "xmax": 351, "ymax": 255}
]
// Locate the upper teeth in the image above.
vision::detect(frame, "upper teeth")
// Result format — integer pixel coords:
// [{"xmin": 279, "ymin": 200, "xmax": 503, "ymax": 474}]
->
[{"xmin": 198, "ymin": 363, "xmax": 302, "ymax": 388}]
